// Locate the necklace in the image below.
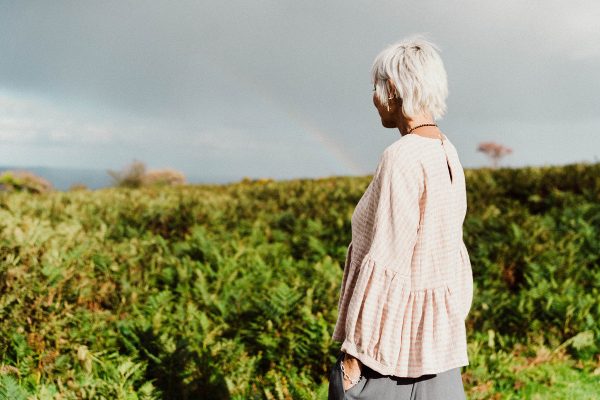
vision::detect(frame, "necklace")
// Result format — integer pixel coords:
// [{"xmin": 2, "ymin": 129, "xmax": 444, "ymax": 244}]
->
[
  {"xmin": 407, "ymin": 123, "xmax": 438, "ymax": 134},
  {"xmin": 407, "ymin": 123, "xmax": 444, "ymax": 143}
]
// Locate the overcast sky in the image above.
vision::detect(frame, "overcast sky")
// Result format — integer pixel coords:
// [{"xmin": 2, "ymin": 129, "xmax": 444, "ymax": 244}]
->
[{"xmin": 1, "ymin": 1, "xmax": 599, "ymax": 182}]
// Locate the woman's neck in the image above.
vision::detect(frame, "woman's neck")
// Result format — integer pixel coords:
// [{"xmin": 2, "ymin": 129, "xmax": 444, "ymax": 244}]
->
[{"xmin": 398, "ymin": 114, "xmax": 441, "ymax": 138}]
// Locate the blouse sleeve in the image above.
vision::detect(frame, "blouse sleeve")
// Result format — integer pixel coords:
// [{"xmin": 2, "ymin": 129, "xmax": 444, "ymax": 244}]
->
[{"xmin": 366, "ymin": 150, "xmax": 423, "ymax": 277}]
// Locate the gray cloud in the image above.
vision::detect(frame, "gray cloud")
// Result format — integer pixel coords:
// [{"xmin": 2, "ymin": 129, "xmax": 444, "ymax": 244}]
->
[{"xmin": 0, "ymin": 0, "xmax": 599, "ymax": 178}]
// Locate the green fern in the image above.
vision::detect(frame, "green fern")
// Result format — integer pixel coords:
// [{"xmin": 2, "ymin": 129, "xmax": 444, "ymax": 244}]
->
[{"xmin": 0, "ymin": 374, "xmax": 29, "ymax": 400}]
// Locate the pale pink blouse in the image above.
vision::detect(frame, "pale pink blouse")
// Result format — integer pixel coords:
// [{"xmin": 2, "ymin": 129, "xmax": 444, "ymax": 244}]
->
[{"xmin": 331, "ymin": 133, "xmax": 473, "ymax": 377}]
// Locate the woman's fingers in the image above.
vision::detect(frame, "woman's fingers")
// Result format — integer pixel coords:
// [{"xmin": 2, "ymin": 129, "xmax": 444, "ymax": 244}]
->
[
  {"xmin": 343, "ymin": 379, "xmax": 359, "ymax": 391},
  {"xmin": 341, "ymin": 353, "xmax": 363, "ymax": 391}
]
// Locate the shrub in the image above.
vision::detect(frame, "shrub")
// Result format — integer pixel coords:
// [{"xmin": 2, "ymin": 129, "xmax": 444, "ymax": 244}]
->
[
  {"xmin": 69, "ymin": 183, "xmax": 89, "ymax": 191},
  {"xmin": 108, "ymin": 161, "xmax": 187, "ymax": 188},
  {"xmin": 0, "ymin": 170, "xmax": 53, "ymax": 194},
  {"xmin": 143, "ymin": 168, "xmax": 186, "ymax": 187},
  {"xmin": 107, "ymin": 160, "xmax": 147, "ymax": 188}
]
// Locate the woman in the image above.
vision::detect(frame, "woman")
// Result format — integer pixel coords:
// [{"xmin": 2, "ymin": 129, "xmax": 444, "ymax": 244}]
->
[{"xmin": 328, "ymin": 35, "xmax": 473, "ymax": 399}]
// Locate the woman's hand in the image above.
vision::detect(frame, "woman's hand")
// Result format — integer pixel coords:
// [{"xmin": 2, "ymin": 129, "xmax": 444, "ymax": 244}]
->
[{"xmin": 341, "ymin": 353, "xmax": 363, "ymax": 391}]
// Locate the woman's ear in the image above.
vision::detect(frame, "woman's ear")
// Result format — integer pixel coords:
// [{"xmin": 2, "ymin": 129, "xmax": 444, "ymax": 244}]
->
[{"xmin": 387, "ymin": 79, "xmax": 397, "ymax": 98}]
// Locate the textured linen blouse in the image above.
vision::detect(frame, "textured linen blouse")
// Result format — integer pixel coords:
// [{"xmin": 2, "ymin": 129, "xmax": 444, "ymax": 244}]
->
[{"xmin": 331, "ymin": 132, "xmax": 473, "ymax": 378}]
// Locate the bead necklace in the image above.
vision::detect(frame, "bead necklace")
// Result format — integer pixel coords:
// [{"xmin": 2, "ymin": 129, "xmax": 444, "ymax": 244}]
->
[
  {"xmin": 407, "ymin": 123, "xmax": 438, "ymax": 134},
  {"xmin": 407, "ymin": 123, "xmax": 444, "ymax": 144}
]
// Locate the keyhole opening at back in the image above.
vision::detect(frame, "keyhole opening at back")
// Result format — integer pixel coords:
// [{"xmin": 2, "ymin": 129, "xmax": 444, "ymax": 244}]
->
[{"xmin": 446, "ymin": 158, "xmax": 453, "ymax": 183}]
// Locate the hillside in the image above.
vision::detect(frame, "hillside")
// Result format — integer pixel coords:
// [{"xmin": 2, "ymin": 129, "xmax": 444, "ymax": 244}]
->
[{"xmin": 1, "ymin": 162, "xmax": 599, "ymax": 399}]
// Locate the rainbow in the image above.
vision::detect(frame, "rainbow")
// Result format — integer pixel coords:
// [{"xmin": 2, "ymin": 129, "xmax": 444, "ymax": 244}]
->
[{"xmin": 203, "ymin": 56, "xmax": 365, "ymax": 176}]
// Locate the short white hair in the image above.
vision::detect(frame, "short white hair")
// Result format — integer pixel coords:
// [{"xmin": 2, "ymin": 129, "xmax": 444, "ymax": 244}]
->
[{"xmin": 371, "ymin": 34, "xmax": 449, "ymax": 120}]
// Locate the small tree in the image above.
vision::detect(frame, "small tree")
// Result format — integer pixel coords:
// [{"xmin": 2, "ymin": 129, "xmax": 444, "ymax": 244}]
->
[
  {"xmin": 107, "ymin": 160, "xmax": 147, "ymax": 188},
  {"xmin": 477, "ymin": 141, "xmax": 513, "ymax": 168}
]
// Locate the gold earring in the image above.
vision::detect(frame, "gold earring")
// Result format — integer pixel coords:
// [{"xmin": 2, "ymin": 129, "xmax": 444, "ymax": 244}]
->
[{"xmin": 387, "ymin": 93, "xmax": 394, "ymax": 111}]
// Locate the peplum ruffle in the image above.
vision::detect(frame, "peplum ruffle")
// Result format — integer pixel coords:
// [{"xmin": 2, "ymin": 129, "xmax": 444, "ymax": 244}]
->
[{"xmin": 333, "ymin": 253, "xmax": 469, "ymax": 377}]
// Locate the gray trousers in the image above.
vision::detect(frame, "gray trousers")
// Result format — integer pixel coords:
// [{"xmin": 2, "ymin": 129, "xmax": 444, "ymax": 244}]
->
[{"xmin": 328, "ymin": 352, "xmax": 467, "ymax": 400}]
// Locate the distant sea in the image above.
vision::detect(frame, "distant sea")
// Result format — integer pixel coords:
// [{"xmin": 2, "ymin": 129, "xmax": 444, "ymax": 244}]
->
[{"xmin": 0, "ymin": 166, "xmax": 239, "ymax": 191}]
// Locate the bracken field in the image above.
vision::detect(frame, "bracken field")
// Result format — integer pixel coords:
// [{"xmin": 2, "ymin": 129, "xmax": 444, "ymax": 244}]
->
[{"xmin": 1, "ymin": 163, "xmax": 600, "ymax": 399}]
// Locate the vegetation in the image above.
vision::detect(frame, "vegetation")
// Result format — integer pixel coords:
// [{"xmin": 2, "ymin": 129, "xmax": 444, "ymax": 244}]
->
[
  {"xmin": 0, "ymin": 170, "xmax": 53, "ymax": 194},
  {"xmin": 68, "ymin": 183, "xmax": 90, "ymax": 192},
  {"xmin": 477, "ymin": 142, "xmax": 513, "ymax": 168},
  {"xmin": 107, "ymin": 160, "xmax": 186, "ymax": 189},
  {"xmin": 1, "ymin": 162, "xmax": 600, "ymax": 399}
]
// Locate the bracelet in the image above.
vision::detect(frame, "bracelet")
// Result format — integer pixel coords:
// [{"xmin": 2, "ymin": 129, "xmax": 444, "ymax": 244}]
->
[{"xmin": 340, "ymin": 360, "xmax": 362, "ymax": 385}]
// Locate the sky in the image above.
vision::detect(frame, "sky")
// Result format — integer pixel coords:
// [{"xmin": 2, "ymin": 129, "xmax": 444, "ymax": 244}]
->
[{"xmin": 1, "ymin": 1, "xmax": 599, "ymax": 183}]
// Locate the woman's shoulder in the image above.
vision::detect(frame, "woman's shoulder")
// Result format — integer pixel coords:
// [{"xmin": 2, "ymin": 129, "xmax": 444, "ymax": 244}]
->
[{"xmin": 378, "ymin": 136, "xmax": 423, "ymax": 171}]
